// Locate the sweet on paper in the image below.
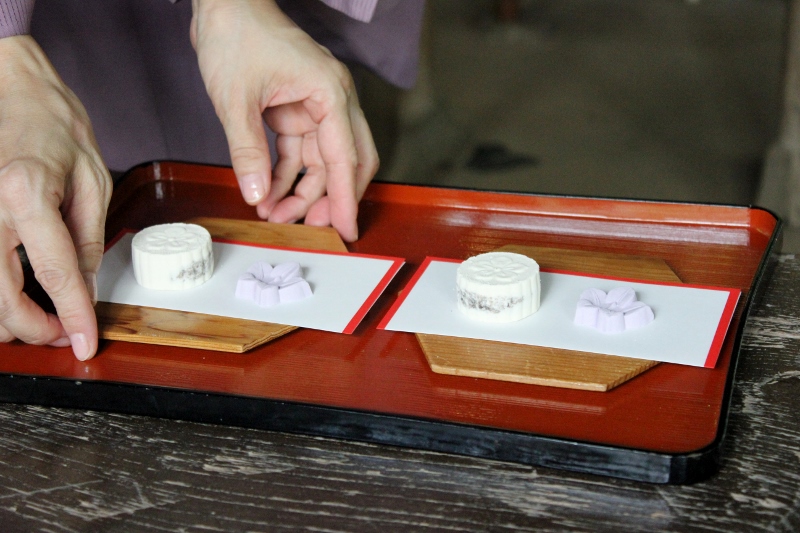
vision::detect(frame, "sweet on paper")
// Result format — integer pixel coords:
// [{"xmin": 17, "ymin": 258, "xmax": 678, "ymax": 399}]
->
[
  {"xmin": 574, "ymin": 287, "xmax": 654, "ymax": 334},
  {"xmin": 131, "ymin": 223, "xmax": 214, "ymax": 290},
  {"xmin": 456, "ymin": 252, "xmax": 541, "ymax": 323},
  {"xmin": 236, "ymin": 261, "xmax": 312, "ymax": 307}
]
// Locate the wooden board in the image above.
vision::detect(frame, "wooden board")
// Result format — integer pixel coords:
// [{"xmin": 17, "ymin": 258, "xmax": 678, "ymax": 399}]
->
[
  {"xmin": 188, "ymin": 217, "xmax": 348, "ymax": 253},
  {"xmin": 96, "ymin": 218, "xmax": 348, "ymax": 353},
  {"xmin": 418, "ymin": 245, "xmax": 682, "ymax": 391}
]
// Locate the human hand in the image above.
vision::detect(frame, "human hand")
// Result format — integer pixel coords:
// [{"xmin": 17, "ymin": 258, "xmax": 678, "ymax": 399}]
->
[
  {"xmin": 191, "ymin": 0, "xmax": 378, "ymax": 242},
  {"xmin": 0, "ymin": 36, "xmax": 112, "ymax": 360}
]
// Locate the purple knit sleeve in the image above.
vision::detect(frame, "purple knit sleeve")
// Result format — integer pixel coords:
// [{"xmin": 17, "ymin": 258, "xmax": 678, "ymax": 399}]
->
[
  {"xmin": 0, "ymin": 0, "xmax": 34, "ymax": 38},
  {"xmin": 318, "ymin": 0, "xmax": 377, "ymax": 22},
  {"xmin": 169, "ymin": 0, "xmax": 376, "ymax": 22},
  {"xmin": 0, "ymin": 0, "xmax": 376, "ymax": 40}
]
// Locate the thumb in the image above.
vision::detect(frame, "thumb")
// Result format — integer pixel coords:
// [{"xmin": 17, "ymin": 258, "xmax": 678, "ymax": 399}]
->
[{"xmin": 222, "ymin": 105, "xmax": 273, "ymax": 205}]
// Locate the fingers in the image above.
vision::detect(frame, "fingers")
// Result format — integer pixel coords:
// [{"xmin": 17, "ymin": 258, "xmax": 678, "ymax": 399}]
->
[
  {"xmin": 256, "ymin": 133, "xmax": 303, "ymax": 220},
  {"xmin": 13, "ymin": 168, "xmax": 98, "ymax": 360},
  {"xmin": 0, "ymin": 324, "xmax": 13, "ymax": 344},
  {"xmin": 349, "ymin": 104, "xmax": 380, "ymax": 202},
  {"xmin": 303, "ymin": 197, "xmax": 332, "ymax": 228},
  {"xmin": 267, "ymin": 153, "xmax": 327, "ymax": 225},
  {"xmin": 221, "ymin": 100, "xmax": 273, "ymax": 206},
  {"xmin": 0, "ymin": 319, "xmax": 69, "ymax": 347},
  {"xmin": 264, "ymin": 94, "xmax": 374, "ymax": 242},
  {"xmin": 310, "ymin": 96, "xmax": 360, "ymax": 241},
  {"xmin": 0, "ymin": 227, "xmax": 69, "ymax": 347},
  {"xmin": 320, "ymin": 103, "xmax": 378, "ymax": 236},
  {"xmin": 258, "ymin": 102, "xmax": 320, "ymax": 219},
  {"xmin": 62, "ymin": 155, "xmax": 112, "ymax": 306}
]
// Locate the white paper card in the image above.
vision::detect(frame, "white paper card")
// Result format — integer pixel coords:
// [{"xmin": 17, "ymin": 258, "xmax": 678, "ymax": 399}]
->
[
  {"xmin": 379, "ymin": 258, "xmax": 740, "ymax": 367},
  {"xmin": 98, "ymin": 233, "xmax": 403, "ymax": 334}
]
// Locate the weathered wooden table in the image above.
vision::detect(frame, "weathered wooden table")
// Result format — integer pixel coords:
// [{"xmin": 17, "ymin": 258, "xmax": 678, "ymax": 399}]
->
[
  {"xmin": 0, "ymin": 162, "xmax": 794, "ymax": 531},
  {"xmin": 0, "ymin": 256, "xmax": 796, "ymax": 531}
]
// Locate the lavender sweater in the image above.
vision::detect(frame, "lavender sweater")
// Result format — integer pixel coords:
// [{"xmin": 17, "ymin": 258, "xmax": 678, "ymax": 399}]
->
[
  {"xmin": 0, "ymin": 0, "xmax": 381, "ymax": 36},
  {"xmin": 0, "ymin": 0, "xmax": 424, "ymax": 171}
]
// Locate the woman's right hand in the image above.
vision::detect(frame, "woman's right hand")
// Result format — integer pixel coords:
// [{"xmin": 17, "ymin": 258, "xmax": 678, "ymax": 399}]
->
[
  {"xmin": 0, "ymin": 35, "xmax": 112, "ymax": 361},
  {"xmin": 191, "ymin": 0, "xmax": 379, "ymax": 243}
]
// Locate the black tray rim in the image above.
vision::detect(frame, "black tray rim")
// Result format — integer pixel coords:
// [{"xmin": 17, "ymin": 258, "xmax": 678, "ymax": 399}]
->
[
  {"xmin": 0, "ymin": 161, "xmax": 783, "ymax": 485},
  {"xmin": 0, "ymin": 372, "xmax": 716, "ymax": 484}
]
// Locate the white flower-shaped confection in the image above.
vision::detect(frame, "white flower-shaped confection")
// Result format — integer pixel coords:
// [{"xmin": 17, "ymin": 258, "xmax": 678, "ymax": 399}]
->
[
  {"xmin": 235, "ymin": 262, "xmax": 312, "ymax": 307},
  {"xmin": 574, "ymin": 287, "xmax": 654, "ymax": 334},
  {"xmin": 456, "ymin": 252, "xmax": 540, "ymax": 323},
  {"xmin": 132, "ymin": 223, "xmax": 214, "ymax": 290}
]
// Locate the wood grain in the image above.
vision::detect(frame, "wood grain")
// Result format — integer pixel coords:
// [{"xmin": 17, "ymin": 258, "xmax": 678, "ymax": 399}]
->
[
  {"xmin": 419, "ymin": 337, "xmax": 660, "ymax": 391},
  {"xmin": 0, "ymin": 256, "xmax": 795, "ymax": 531},
  {"xmin": 498, "ymin": 244, "xmax": 683, "ymax": 282},
  {"xmin": 418, "ymin": 245, "xmax": 680, "ymax": 391},
  {"xmin": 97, "ymin": 218, "xmax": 347, "ymax": 353},
  {"xmin": 95, "ymin": 303, "xmax": 297, "ymax": 352},
  {"xmin": 188, "ymin": 217, "xmax": 348, "ymax": 253}
]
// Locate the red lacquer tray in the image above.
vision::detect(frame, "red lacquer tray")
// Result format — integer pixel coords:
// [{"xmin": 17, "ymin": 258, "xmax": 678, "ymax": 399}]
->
[{"xmin": 0, "ymin": 161, "xmax": 781, "ymax": 483}]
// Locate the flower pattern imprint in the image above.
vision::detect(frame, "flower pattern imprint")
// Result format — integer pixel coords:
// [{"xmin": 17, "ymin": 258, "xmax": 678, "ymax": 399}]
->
[
  {"xmin": 140, "ymin": 225, "xmax": 207, "ymax": 253},
  {"xmin": 466, "ymin": 254, "xmax": 530, "ymax": 283}
]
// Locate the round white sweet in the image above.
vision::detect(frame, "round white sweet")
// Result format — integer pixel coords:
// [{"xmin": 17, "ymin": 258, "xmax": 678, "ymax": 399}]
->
[
  {"xmin": 456, "ymin": 252, "xmax": 540, "ymax": 322},
  {"xmin": 131, "ymin": 223, "xmax": 214, "ymax": 290}
]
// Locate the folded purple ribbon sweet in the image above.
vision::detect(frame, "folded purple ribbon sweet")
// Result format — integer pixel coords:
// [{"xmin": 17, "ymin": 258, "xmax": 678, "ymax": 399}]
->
[
  {"xmin": 574, "ymin": 287, "xmax": 654, "ymax": 334},
  {"xmin": 235, "ymin": 261, "xmax": 313, "ymax": 308}
]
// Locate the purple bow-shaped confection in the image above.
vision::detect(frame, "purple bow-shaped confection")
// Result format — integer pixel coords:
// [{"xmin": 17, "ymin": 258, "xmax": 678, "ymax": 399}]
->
[
  {"xmin": 235, "ymin": 262, "xmax": 312, "ymax": 308},
  {"xmin": 574, "ymin": 287, "xmax": 654, "ymax": 334}
]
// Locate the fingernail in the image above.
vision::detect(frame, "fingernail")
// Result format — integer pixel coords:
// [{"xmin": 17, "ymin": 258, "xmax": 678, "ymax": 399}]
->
[
  {"xmin": 49, "ymin": 336, "xmax": 71, "ymax": 348},
  {"xmin": 343, "ymin": 225, "xmax": 359, "ymax": 243},
  {"xmin": 83, "ymin": 272, "xmax": 98, "ymax": 305},
  {"xmin": 240, "ymin": 174, "xmax": 265, "ymax": 204},
  {"xmin": 70, "ymin": 333, "xmax": 92, "ymax": 361}
]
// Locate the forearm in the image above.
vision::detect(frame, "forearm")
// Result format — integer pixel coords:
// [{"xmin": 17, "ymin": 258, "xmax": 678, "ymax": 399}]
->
[{"xmin": 0, "ymin": 0, "xmax": 34, "ymax": 38}]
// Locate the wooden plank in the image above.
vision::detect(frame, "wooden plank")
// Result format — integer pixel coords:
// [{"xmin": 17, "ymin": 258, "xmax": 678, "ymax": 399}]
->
[
  {"xmin": 0, "ymin": 254, "xmax": 794, "ymax": 527},
  {"xmin": 498, "ymin": 244, "xmax": 682, "ymax": 282},
  {"xmin": 97, "ymin": 218, "xmax": 347, "ymax": 353},
  {"xmin": 188, "ymin": 217, "xmax": 348, "ymax": 252},
  {"xmin": 418, "ymin": 245, "xmax": 681, "ymax": 391},
  {"xmin": 96, "ymin": 303, "xmax": 297, "ymax": 353}
]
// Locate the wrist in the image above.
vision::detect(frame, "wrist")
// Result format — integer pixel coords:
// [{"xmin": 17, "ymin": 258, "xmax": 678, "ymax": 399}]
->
[
  {"xmin": 0, "ymin": 35, "xmax": 49, "ymax": 80},
  {"xmin": 190, "ymin": 0, "xmax": 291, "ymax": 50},
  {"xmin": 191, "ymin": 0, "xmax": 283, "ymax": 23}
]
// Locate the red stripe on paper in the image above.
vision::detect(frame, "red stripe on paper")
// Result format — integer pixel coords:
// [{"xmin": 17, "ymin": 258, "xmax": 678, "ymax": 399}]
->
[
  {"xmin": 344, "ymin": 259, "xmax": 405, "ymax": 334},
  {"xmin": 377, "ymin": 257, "xmax": 458, "ymax": 330},
  {"xmin": 704, "ymin": 289, "xmax": 740, "ymax": 368}
]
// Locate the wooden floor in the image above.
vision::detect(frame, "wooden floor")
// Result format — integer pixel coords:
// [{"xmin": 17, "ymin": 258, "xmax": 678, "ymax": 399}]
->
[
  {"xmin": 375, "ymin": 0, "xmax": 784, "ymax": 204},
  {"xmin": 0, "ymin": 256, "xmax": 797, "ymax": 531}
]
